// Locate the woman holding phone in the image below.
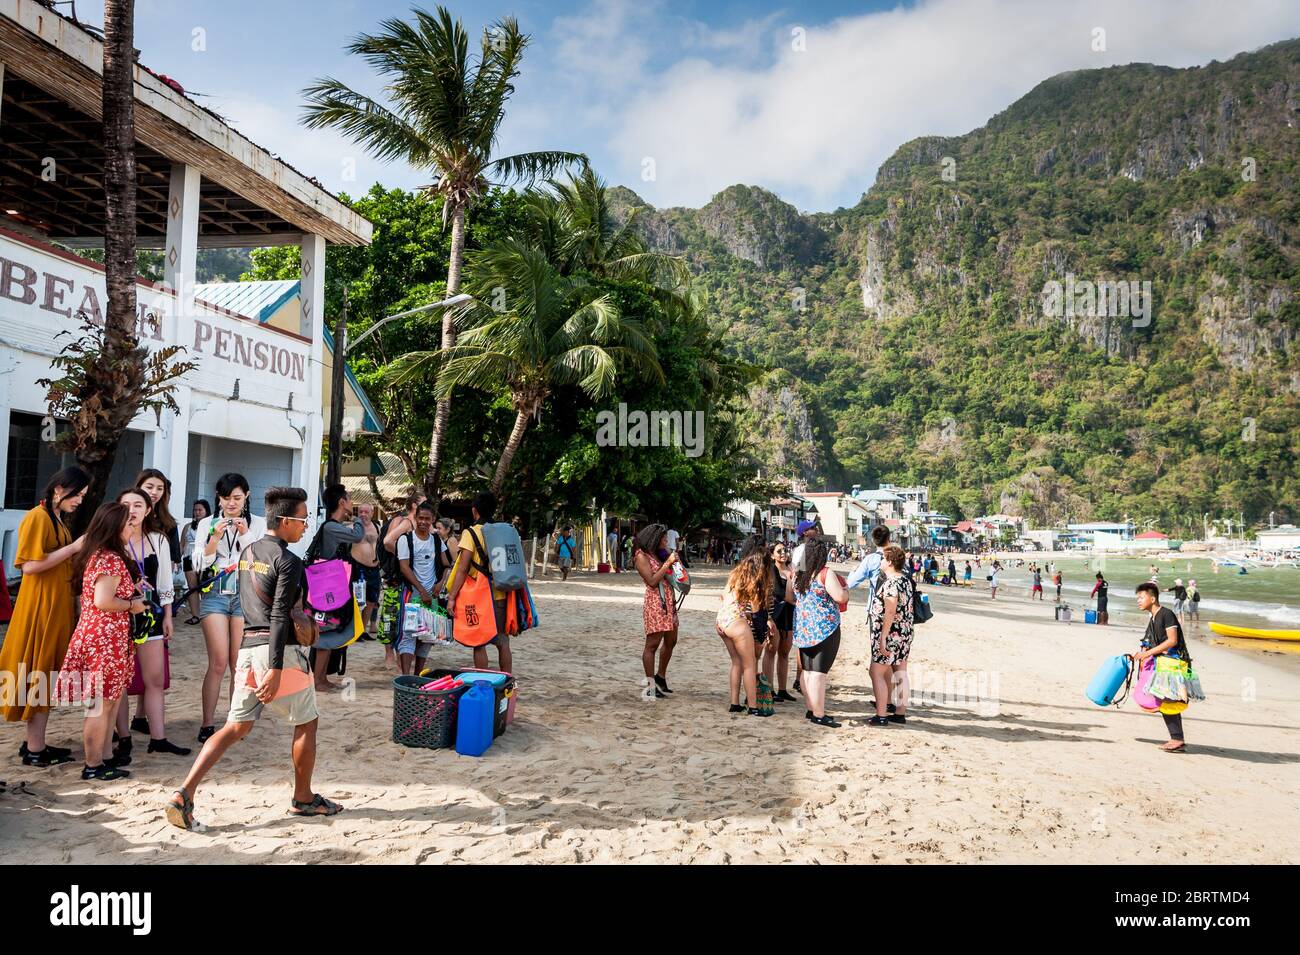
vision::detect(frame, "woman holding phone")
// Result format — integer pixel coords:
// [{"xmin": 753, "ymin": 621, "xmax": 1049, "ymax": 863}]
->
[
  {"xmin": 634, "ymin": 524, "xmax": 679, "ymax": 699},
  {"xmin": 191, "ymin": 473, "xmax": 266, "ymax": 743}
]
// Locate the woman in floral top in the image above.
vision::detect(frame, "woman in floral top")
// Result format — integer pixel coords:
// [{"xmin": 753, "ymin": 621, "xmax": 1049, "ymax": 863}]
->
[
  {"xmin": 786, "ymin": 539, "xmax": 846, "ymax": 728},
  {"xmin": 868, "ymin": 545, "xmax": 915, "ymax": 726}
]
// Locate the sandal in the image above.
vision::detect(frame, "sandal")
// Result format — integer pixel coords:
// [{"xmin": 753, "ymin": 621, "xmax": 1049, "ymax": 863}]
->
[
  {"xmin": 289, "ymin": 793, "xmax": 344, "ymax": 817},
  {"xmin": 185, "ymin": 616, "xmax": 201, "ymax": 626},
  {"xmin": 165, "ymin": 788, "xmax": 196, "ymax": 830},
  {"xmin": 1161, "ymin": 742, "xmax": 1188, "ymax": 753}
]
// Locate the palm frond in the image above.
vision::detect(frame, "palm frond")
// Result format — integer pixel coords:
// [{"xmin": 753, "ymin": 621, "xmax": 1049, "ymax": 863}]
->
[
  {"xmin": 488, "ymin": 150, "xmax": 588, "ymax": 186},
  {"xmin": 300, "ymin": 79, "xmax": 433, "ymax": 166}
]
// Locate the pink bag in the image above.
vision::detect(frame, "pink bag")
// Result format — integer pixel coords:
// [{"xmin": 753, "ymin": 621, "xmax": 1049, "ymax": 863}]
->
[
  {"xmin": 128, "ymin": 641, "xmax": 170, "ymax": 695},
  {"xmin": 304, "ymin": 558, "xmax": 352, "ymax": 611},
  {"xmin": 1132, "ymin": 657, "xmax": 1159, "ymax": 711}
]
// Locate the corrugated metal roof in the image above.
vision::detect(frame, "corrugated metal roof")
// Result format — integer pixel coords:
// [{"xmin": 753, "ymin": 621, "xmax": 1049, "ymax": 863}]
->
[{"xmin": 194, "ymin": 280, "xmax": 299, "ymax": 323}]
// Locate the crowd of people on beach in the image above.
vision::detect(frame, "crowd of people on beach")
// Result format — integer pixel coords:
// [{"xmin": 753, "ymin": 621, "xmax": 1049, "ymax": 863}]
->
[
  {"xmin": 0, "ymin": 462, "xmax": 520, "ymax": 826},
  {"xmin": 2, "ymin": 463, "xmax": 1212, "ymax": 824}
]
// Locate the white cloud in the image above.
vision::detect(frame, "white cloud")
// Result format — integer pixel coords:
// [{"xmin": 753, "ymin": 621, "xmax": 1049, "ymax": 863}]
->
[{"xmin": 606, "ymin": 0, "xmax": 1300, "ymax": 210}]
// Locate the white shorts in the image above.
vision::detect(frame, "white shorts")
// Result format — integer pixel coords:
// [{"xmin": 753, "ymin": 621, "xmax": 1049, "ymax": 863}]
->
[{"xmin": 227, "ymin": 643, "xmax": 318, "ymax": 726}]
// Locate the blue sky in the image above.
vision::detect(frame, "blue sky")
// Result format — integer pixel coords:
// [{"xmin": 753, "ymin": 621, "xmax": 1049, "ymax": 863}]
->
[{"xmin": 76, "ymin": 0, "xmax": 1300, "ymax": 212}]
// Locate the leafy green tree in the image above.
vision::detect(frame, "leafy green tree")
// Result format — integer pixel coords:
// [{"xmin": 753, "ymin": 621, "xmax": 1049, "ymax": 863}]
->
[
  {"xmin": 301, "ymin": 6, "xmax": 586, "ymax": 501},
  {"xmin": 388, "ymin": 239, "xmax": 663, "ymax": 493}
]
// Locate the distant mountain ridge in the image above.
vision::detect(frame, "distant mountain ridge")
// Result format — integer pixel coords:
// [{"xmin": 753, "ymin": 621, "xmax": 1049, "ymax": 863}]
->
[{"xmin": 612, "ymin": 39, "xmax": 1300, "ymax": 529}]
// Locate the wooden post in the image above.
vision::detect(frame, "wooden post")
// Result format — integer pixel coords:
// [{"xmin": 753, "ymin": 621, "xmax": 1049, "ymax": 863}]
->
[
  {"xmin": 529, "ymin": 534, "xmax": 538, "ymax": 578},
  {"xmin": 541, "ymin": 532, "xmax": 551, "ymax": 577}
]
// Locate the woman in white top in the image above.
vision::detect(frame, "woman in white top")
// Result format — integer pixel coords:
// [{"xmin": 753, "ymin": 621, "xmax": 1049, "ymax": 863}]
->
[
  {"xmin": 191, "ymin": 473, "xmax": 267, "ymax": 743},
  {"xmin": 111, "ymin": 486, "xmax": 189, "ymax": 758}
]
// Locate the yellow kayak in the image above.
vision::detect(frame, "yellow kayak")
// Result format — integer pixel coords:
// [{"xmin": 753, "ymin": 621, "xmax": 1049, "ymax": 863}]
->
[{"xmin": 1209, "ymin": 622, "xmax": 1300, "ymax": 641}]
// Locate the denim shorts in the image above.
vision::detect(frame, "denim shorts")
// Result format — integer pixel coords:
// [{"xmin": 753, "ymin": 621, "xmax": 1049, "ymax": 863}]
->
[{"xmin": 198, "ymin": 589, "xmax": 243, "ymax": 619}]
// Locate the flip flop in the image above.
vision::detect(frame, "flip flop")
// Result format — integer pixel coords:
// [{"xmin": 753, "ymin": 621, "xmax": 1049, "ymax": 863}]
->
[
  {"xmin": 289, "ymin": 793, "xmax": 343, "ymax": 817},
  {"xmin": 165, "ymin": 788, "xmax": 195, "ymax": 830}
]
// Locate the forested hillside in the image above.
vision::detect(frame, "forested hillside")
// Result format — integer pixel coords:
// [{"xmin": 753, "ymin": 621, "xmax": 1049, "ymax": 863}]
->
[{"xmin": 611, "ymin": 39, "xmax": 1300, "ymax": 533}]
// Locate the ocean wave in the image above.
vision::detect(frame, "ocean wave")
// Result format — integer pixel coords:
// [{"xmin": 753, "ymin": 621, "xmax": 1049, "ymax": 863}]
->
[{"xmin": 1196, "ymin": 599, "xmax": 1300, "ymax": 624}]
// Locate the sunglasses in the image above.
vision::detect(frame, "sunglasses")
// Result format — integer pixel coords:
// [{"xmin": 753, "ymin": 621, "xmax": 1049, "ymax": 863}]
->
[{"xmin": 281, "ymin": 516, "xmax": 312, "ymax": 526}]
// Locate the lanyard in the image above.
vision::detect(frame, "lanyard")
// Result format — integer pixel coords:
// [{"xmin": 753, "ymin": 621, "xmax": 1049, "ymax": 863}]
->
[{"xmin": 127, "ymin": 535, "xmax": 153, "ymax": 595}]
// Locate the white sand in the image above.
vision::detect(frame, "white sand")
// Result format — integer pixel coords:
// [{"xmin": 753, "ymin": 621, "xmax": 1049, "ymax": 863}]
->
[{"xmin": 2, "ymin": 565, "xmax": 1297, "ymax": 863}]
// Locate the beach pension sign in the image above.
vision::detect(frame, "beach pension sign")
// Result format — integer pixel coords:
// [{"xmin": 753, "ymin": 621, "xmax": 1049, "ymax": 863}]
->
[{"xmin": 0, "ymin": 233, "xmax": 307, "ymax": 384}]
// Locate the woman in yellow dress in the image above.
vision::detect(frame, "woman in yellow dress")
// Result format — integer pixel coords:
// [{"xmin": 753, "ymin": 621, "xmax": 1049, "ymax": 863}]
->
[{"xmin": 0, "ymin": 467, "xmax": 88, "ymax": 765}]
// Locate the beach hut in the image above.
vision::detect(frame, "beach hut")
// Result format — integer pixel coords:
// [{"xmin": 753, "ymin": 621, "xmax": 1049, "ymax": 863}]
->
[{"xmin": 0, "ymin": 0, "xmax": 372, "ymax": 569}]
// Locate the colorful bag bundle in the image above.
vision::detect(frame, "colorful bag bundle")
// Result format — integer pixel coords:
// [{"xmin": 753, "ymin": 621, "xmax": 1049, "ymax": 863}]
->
[
  {"xmin": 1146, "ymin": 655, "xmax": 1204, "ymax": 705},
  {"xmin": 502, "ymin": 582, "xmax": 539, "ymax": 636}
]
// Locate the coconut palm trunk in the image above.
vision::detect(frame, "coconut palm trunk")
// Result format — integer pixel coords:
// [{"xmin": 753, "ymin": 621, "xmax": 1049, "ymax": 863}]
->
[
  {"xmin": 80, "ymin": 0, "xmax": 139, "ymax": 517},
  {"xmin": 490, "ymin": 402, "xmax": 535, "ymax": 495},
  {"xmin": 424, "ymin": 202, "xmax": 466, "ymax": 502}
]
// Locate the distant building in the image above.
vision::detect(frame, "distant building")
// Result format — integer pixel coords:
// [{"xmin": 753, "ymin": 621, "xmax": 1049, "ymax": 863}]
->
[
  {"xmin": 768, "ymin": 494, "xmax": 813, "ymax": 542},
  {"xmin": 880, "ymin": 483, "xmax": 929, "ymax": 519},
  {"xmin": 1255, "ymin": 525, "xmax": 1300, "ymax": 551},
  {"xmin": 852, "ymin": 487, "xmax": 905, "ymax": 522},
  {"xmin": 804, "ymin": 492, "xmax": 873, "ymax": 545}
]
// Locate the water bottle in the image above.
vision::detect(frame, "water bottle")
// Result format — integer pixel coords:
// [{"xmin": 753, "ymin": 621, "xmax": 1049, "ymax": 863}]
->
[{"xmin": 455, "ymin": 682, "xmax": 495, "ymax": 757}]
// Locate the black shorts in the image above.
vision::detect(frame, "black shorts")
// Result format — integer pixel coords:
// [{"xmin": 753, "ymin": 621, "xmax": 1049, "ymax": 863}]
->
[
  {"xmin": 799, "ymin": 627, "xmax": 841, "ymax": 674},
  {"xmin": 182, "ymin": 556, "xmax": 193, "ymax": 573}
]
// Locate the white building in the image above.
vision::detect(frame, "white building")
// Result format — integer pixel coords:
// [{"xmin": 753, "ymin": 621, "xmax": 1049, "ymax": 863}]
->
[
  {"xmin": 804, "ymin": 492, "xmax": 873, "ymax": 545},
  {"xmin": 0, "ymin": 2, "xmax": 371, "ymax": 569},
  {"xmin": 879, "ymin": 483, "xmax": 929, "ymax": 519},
  {"xmin": 1255, "ymin": 525, "xmax": 1300, "ymax": 552}
]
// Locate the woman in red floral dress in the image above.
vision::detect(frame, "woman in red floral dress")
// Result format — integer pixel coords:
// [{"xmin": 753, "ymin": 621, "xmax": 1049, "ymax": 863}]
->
[
  {"xmin": 633, "ymin": 524, "xmax": 680, "ymax": 699},
  {"xmin": 56, "ymin": 501, "xmax": 146, "ymax": 781}
]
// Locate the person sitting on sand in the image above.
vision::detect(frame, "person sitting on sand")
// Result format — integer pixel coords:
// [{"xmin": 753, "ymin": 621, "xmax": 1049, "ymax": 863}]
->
[
  {"xmin": 631, "ymin": 523, "xmax": 680, "ymax": 698},
  {"xmin": 787, "ymin": 539, "xmax": 846, "ymax": 728},
  {"xmin": 1133, "ymin": 581, "xmax": 1203, "ymax": 753},
  {"xmin": 717, "ymin": 549, "xmax": 770, "ymax": 718},
  {"xmin": 166, "ymin": 486, "xmax": 343, "ymax": 829}
]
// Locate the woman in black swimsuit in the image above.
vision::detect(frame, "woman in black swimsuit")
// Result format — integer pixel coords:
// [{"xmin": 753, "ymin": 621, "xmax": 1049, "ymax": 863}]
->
[{"xmin": 766, "ymin": 541, "xmax": 797, "ymax": 702}]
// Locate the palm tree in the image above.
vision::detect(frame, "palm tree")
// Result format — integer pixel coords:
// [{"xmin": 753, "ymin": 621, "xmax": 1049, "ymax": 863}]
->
[
  {"xmin": 386, "ymin": 239, "xmax": 663, "ymax": 493},
  {"xmin": 301, "ymin": 7, "xmax": 586, "ymax": 502},
  {"xmin": 521, "ymin": 168, "xmax": 690, "ymax": 289}
]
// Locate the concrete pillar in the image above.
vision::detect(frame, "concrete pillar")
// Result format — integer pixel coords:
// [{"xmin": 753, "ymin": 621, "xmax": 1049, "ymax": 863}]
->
[
  {"xmin": 151, "ymin": 163, "xmax": 201, "ymax": 495},
  {"xmin": 299, "ymin": 234, "xmax": 327, "ymax": 512}
]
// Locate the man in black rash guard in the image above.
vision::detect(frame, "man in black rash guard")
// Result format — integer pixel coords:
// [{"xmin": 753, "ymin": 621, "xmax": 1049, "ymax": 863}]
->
[{"xmin": 165, "ymin": 487, "xmax": 343, "ymax": 830}]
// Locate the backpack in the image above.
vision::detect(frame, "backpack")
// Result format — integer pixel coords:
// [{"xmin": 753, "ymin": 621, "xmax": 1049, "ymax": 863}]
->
[
  {"xmin": 306, "ymin": 519, "xmax": 352, "ymax": 564},
  {"xmin": 377, "ymin": 518, "xmax": 409, "ymax": 587},
  {"xmin": 480, "ymin": 522, "xmax": 527, "ymax": 591}
]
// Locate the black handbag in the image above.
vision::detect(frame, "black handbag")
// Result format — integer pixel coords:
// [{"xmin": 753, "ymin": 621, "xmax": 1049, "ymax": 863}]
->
[{"xmin": 912, "ymin": 584, "xmax": 934, "ymax": 624}]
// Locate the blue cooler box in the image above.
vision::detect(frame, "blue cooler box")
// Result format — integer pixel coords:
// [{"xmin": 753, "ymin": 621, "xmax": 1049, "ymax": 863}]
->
[{"xmin": 1084, "ymin": 609, "xmax": 1098, "ymax": 624}]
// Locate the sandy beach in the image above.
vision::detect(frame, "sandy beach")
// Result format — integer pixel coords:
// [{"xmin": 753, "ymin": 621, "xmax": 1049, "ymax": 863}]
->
[{"xmin": 2, "ymin": 565, "xmax": 1298, "ymax": 864}]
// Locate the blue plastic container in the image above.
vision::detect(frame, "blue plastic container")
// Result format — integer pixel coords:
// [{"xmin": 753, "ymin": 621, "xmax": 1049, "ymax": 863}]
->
[
  {"xmin": 1086, "ymin": 655, "xmax": 1131, "ymax": 706},
  {"xmin": 457, "ymin": 671, "xmax": 509, "ymax": 688},
  {"xmin": 455, "ymin": 682, "xmax": 495, "ymax": 757},
  {"xmin": 1084, "ymin": 609, "xmax": 1098, "ymax": 624}
]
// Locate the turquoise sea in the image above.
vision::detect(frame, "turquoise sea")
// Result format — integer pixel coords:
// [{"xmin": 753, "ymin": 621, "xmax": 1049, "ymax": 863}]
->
[{"xmin": 985, "ymin": 552, "xmax": 1300, "ymax": 638}]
